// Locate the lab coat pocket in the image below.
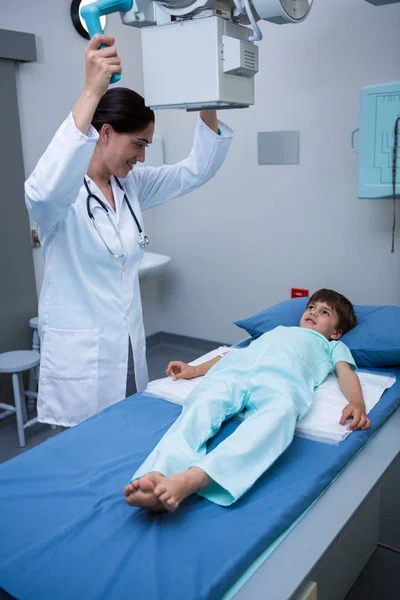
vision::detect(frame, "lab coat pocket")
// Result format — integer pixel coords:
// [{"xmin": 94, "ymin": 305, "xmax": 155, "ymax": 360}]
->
[{"xmin": 40, "ymin": 327, "xmax": 99, "ymax": 380}]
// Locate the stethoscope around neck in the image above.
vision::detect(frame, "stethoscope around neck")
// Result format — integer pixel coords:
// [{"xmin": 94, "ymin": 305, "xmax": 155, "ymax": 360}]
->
[{"xmin": 84, "ymin": 176, "xmax": 149, "ymax": 259}]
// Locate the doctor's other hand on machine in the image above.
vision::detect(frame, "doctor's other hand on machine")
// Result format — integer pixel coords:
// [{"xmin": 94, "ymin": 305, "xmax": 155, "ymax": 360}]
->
[{"xmin": 25, "ymin": 35, "xmax": 234, "ymax": 428}]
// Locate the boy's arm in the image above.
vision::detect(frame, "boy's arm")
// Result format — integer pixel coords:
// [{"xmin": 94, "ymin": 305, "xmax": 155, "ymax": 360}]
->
[
  {"xmin": 336, "ymin": 361, "xmax": 371, "ymax": 430},
  {"xmin": 166, "ymin": 354, "xmax": 227, "ymax": 381},
  {"xmin": 195, "ymin": 356, "xmax": 224, "ymax": 377}
]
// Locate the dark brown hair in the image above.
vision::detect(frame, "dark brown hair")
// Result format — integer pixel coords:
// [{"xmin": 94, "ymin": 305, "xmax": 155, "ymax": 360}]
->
[
  {"xmin": 308, "ymin": 289, "xmax": 357, "ymax": 334},
  {"xmin": 91, "ymin": 87, "xmax": 155, "ymax": 134}
]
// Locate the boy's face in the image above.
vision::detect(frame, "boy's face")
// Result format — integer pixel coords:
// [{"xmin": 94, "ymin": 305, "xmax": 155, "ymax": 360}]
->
[{"xmin": 299, "ymin": 301, "xmax": 342, "ymax": 340}]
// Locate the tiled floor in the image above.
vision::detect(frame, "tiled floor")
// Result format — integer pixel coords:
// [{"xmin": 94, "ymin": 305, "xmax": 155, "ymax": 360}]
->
[{"xmin": 1, "ymin": 334, "xmax": 399, "ymax": 600}]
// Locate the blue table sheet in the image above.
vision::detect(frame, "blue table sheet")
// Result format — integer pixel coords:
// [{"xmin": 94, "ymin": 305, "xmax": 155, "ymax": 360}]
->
[{"xmin": 1, "ymin": 369, "xmax": 399, "ymax": 600}]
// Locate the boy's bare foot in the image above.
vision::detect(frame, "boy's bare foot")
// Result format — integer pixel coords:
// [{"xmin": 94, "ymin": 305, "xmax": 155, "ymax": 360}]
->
[
  {"xmin": 124, "ymin": 472, "xmax": 166, "ymax": 512},
  {"xmin": 154, "ymin": 467, "xmax": 212, "ymax": 512}
]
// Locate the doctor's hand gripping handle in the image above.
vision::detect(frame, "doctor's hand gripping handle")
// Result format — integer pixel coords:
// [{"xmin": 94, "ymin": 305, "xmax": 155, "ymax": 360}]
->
[{"xmin": 81, "ymin": 0, "xmax": 133, "ymax": 84}]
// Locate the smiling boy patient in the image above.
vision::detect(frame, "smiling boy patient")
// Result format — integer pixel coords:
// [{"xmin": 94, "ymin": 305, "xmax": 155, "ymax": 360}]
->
[{"xmin": 124, "ymin": 289, "xmax": 370, "ymax": 512}]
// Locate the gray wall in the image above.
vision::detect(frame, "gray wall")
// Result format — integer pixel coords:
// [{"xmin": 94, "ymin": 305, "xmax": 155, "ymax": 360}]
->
[
  {"xmin": 0, "ymin": 32, "xmax": 37, "ymax": 354},
  {"xmin": 0, "ymin": 29, "xmax": 38, "ymax": 401}
]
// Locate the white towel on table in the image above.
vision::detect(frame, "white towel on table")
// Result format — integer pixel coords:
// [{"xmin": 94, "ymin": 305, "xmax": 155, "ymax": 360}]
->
[{"xmin": 145, "ymin": 347, "xmax": 396, "ymax": 445}]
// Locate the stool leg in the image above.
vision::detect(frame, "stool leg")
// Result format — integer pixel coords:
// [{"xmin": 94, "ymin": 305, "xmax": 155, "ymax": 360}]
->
[
  {"xmin": 18, "ymin": 373, "xmax": 28, "ymax": 422},
  {"xmin": 32, "ymin": 329, "xmax": 40, "ymax": 352},
  {"xmin": 12, "ymin": 373, "xmax": 26, "ymax": 448}
]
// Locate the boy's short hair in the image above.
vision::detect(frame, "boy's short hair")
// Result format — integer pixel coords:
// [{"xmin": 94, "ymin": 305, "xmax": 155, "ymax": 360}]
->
[{"xmin": 308, "ymin": 289, "xmax": 357, "ymax": 334}]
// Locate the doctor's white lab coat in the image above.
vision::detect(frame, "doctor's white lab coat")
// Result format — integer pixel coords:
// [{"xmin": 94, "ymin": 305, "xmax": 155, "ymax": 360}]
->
[{"xmin": 25, "ymin": 113, "xmax": 234, "ymax": 427}]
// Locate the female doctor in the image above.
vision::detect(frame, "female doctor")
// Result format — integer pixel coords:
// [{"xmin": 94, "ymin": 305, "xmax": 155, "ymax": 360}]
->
[{"xmin": 25, "ymin": 35, "xmax": 234, "ymax": 427}]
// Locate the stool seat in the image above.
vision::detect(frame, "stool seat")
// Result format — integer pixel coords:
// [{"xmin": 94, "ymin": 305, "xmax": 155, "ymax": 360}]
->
[
  {"xmin": 0, "ymin": 350, "xmax": 40, "ymax": 374},
  {"xmin": 29, "ymin": 316, "xmax": 38, "ymax": 330}
]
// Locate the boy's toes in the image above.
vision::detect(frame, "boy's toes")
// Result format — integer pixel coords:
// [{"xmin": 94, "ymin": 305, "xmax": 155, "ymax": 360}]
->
[
  {"xmin": 123, "ymin": 482, "xmax": 137, "ymax": 497},
  {"xmin": 148, "ymin": 472, "xmax": 165, "ymax": 487},
  {"xmin": 138, "ymin": 475, "xmax": 156, "ymax": 494},
  {"xmin": 165, "ymin": 498, "xmax": 178, "ymax": 512},
  {"xmin": 158, "ymin": 490, "xmax": 170, "ymax": 504},
  {"xmin": 154, "ymin": 484, "xmax": 166, "ymax": 499}
]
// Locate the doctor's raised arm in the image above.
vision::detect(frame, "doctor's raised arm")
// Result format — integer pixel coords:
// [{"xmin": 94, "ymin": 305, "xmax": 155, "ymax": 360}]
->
[{"xmin": 24, "ymin": 35, "xmax": 234, "ymax": 429}]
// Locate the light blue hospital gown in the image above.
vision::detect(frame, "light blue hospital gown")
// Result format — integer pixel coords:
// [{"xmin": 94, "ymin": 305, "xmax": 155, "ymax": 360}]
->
[{"xmin": 132, "ymin": 326, "xmax": 356, "ymax": 506}]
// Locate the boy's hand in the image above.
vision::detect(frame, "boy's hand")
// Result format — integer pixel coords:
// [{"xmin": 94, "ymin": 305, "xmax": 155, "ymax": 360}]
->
[
  {"xmin": 166, "ymin": 361, "xmax": 198, "ymax": 381},
  {"xmin": 340, "ymin": 403, "xmax": 371, "ymax": 431}
]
